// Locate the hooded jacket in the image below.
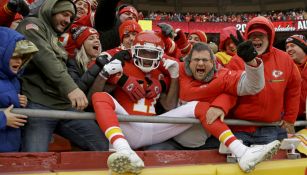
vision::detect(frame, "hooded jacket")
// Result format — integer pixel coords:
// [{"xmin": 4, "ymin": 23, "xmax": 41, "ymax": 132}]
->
[
  {"xmin": 0, "ymin": 27, "xmax": 24, "ymax": 152},
  {"xmin": 226, "ymin": 16, "xmax": 301, "ymax": 132},
  {"xmin": 16, "ymin": 0, "xmax": 78, "ymax": 109}
]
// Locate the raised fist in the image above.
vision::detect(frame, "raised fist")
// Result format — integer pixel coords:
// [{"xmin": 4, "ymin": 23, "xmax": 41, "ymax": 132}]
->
[
  {"xmin": 7, "ymin": 0, "xmax": 30, "ymax": 16},
  {"xmin": 163, "ymin": 58, "xmax": 179, "ymax": 79},
  {"xmin": 230, "ymin": 30, "xmax": 258, "ymax": 62}
]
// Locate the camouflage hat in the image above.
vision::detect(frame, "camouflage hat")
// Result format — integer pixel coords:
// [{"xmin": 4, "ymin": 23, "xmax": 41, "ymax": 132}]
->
[{"xmin": 12, "ymin": 40, "xmax": 39, "ymax": 57}]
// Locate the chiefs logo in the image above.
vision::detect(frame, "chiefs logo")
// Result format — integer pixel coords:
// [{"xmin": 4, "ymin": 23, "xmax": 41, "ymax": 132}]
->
[{"xmin": 272, "ymin": 70, "xmax": 283, "ymax": 78}]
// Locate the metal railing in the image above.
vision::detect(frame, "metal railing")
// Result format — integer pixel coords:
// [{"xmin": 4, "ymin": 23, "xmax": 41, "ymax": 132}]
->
[{"xmin": 1, "ymin": 108, "xmax": 307, "ymax": 127}]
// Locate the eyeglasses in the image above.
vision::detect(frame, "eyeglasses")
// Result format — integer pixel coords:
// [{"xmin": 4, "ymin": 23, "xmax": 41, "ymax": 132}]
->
[{"xmin": 191, "ymin": 58, "xmax": 211, "ymax": 63}]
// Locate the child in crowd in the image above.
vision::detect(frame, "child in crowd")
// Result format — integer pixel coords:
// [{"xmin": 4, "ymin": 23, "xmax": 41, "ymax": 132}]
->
[{"xmin": 0, "ymin": 27, "xmax": 38, "ymax": 152}]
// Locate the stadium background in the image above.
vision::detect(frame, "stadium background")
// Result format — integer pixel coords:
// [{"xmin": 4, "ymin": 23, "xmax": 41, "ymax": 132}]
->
[{"xmin": 122, "ymin": 0, "xmax": 307, "ymax": 50}]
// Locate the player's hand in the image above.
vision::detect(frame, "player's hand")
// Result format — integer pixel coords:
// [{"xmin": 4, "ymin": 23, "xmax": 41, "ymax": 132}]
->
[
  {"xmin": 4, "ymin": 105, "xmax": 28, "ymax": 128},
  {"xmin": 162, "ymin": 58, "xmax": 179, "ymax": 78},
  {"xmin": 206, "ymin": 107, "xmax": 225, "ymax": 124},
  {"xmin": 117, "ymin": 74, "xmax": 145, "ymax": 102},
  {"xmin": 145, "ymin": 77, "xmax": 162, "ymax": 98},
  {"xmin": 67, "ymin": 88, "xmax": 88, "ymax": 111}
]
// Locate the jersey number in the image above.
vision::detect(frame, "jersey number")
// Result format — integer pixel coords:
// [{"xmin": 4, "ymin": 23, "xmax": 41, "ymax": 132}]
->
[{"xmin": 133, "ymin": 96, "xmax": 159, "ymax": 114}]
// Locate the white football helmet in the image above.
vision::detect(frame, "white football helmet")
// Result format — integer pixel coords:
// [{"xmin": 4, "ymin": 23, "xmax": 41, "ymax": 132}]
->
[{"xmin": 131, "ymin": 31, "xmax": 165, "ymax": 73}]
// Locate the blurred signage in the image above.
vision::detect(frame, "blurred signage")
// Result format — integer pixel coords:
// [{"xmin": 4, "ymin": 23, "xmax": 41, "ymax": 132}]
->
[{"xmin": 151, "ymin": 20, "xmax": 306, "ymax": 33}]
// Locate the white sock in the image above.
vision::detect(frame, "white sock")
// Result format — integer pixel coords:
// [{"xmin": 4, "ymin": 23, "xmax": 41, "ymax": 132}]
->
[
  {"xmin": 113, "ymin": 138, "xmax": 132, "ymax": 152},
  {"xmin": 228, "ymin": 140, "xmax": 248, "ymax": 158}
]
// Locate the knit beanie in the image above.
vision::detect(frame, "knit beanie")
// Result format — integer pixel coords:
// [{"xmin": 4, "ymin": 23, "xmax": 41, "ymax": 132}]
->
[
  {"xmin": 286, "ymin": 35, "xmax": 307, "ymax": 54},
  {"xmin": 189, "ymin": 30, "xmax": 207, "ymax": 43},
  {"xmin": 71, "ymin": 26, "xmax": 99, "ymax": 48},
  {"xmin": 118, "ymin": 20, "xmax": 142, "ymax": 41},
  {"xmin": 52, "ymin": 0, "xmax": 75, "ymax": 15}
]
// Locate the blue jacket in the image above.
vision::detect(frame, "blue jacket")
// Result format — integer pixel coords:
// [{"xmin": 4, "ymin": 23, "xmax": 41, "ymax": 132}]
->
[{"xmin": 0, "ymin": 27, "xmax": 24, "ymax": 152}]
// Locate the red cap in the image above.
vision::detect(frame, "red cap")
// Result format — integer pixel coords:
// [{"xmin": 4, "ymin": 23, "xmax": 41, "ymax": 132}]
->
[
  {"xmin": 118, "ymin": 6, "xmax": 138, "ymax": 21},
  {"xmin": 189, "ymin": 30, "xmax": 207, "ymax": 43},
  {"xmin": 119, "ymin": 20, "xmax": 142, "ymax": 41},
  {"xmin": 72, "ymin": 26, "xmax": 99, "ymax": 48},
  {"xmin": 247, "ymin": 28, "xmax": 267, "ymax": 37}
]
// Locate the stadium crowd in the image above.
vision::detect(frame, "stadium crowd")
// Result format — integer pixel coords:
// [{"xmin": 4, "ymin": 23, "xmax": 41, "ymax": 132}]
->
[{"xmin": 144, "ymin": 9, "xmax": 306, "ymax": 22}]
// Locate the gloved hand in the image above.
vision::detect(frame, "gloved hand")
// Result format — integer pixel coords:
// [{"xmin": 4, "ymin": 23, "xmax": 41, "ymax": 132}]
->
[
  {"xmin": 157, "ymin": 23, "xmax": 175, "ymax": 39},
  {"xmin": 163, "ymin": 59, "xmax": 179, "ymax": 78},
  {"xmin": 96, "ymin": 54, "xmax": 110, "ymax": 68},
  {"xmin": 230, "ymin": 30, "xmax": 258, "ymax": 62},
  {"xmin": 145, "ymin": 77, "xmax": 163, "ymax": 98},
  {"xmin": 7, "ymin": 0, "xmax": 30, "ymax": 16},
  {"xmin": 99, "ymin": 59, "xmax": 123, "ymax": 79},
  {"xmin": 96, "ymin": 51, "xmax": 128, "ymax": 69},
  {"xmin": 117, "ymin": 74, "xmax": 145, "ymax": 102}
]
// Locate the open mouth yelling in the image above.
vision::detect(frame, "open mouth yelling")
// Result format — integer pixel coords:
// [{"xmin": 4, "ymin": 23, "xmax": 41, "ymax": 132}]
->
[
  {"xmin": 11, "ymin": 64, "xmax": 20, "ymax": 72},
  {"xmin": 253, "ymin": 43, "xmax": 262, "ymax": 49},
  {"xmin": 93, "ymin": 45, "xmax": 99, "ymax": 51},
  {"xmin": 196, "ymin": 68, "xmax": 205, "ymax": 75}
]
